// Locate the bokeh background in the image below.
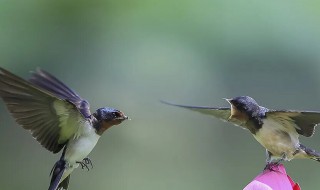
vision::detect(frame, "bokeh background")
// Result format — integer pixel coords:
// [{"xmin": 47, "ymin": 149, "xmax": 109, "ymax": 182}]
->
[{"xmin": 1, "ymin": 0, "xmax": 320, "ymax": 189}]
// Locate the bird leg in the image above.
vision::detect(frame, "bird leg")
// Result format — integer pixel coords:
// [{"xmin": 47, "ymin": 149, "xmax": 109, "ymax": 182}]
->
[
  {"xmin": 265, "ymin": 150, "xmax": 272, "ymax": 164},
  {"xmin": 264, "ymin": 151, "xmax": 286, "ymax": 171},
  {"xmin": 264, "ymin": 150, "xmax": 274, "ymax": 171},
  {"xmin": 77, "ymin": 161, "xmax": 89, "ymax": 171},
  {"xmin": 76, "ymin": 157, "xmax": 93, "ymax": 171},
  {"xmin": 274, "ymin": 152, "xmax": 286, "ymax": 164},
  {"xmin": 83, "ymin": 157, "xmax": 93, "ymax": 168}
]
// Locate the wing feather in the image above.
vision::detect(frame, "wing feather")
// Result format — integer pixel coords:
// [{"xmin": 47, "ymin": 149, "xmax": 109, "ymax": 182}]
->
[
  {"xmin": 0, "ymin": 67, "xmax": 86, "ymax": 153},
  {"xmin": 161, "ymin": 100, "xmax": 245, "ymax": 128},
  {"xmin": 266, "ymin": 110, "xmax": 320, "ymax": 137},
  {"xmin": 29, "ymin": 69, "xmax": 91, "ymax": 118}
]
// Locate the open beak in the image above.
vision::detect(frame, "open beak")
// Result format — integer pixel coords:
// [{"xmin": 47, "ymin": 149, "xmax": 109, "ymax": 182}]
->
[
  {"xmin": 223, "ymin": 98, "xmax": 234, "ymax": 120},
  {"xmin": 116, "ymin": 111, "xmax": 130, "ymax": 121},
  {"xmin": 223, "ymin": 98, "xmax": 233, "ymax": 104},
  {"xmin": 122, "ymin": 115, "xmax": 130, "ymax": 120}
]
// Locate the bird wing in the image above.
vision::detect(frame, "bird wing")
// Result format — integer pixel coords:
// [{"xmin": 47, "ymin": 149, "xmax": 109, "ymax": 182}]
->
[
  {"xmin": 266, "ymin": 110, "xmax": 320, "ymax": 137},
  {"xmin": 161, "ymin": 100, "xmax": 246, "ymax": 128},
  {"xmin": 29, "ymin": 68, "xmax": 91, "ymax": 118},
  {"xmin": 0, "ymin": 67, "xmax": 90, "ymax": 153}
]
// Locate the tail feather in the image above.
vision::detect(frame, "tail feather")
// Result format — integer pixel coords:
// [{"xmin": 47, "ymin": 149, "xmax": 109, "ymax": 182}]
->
[
  {"xmin": 299, "ymin": 144, "xmax": 320, "ymax": 162},
  {"xmin": 48, "ymin": 160, "xmax": 66, "ymax": 190},
  {"xmin": 57, "ymin": 175, "xmax": 70, "ymax": 190},
  {"xmin": 311, "ymin": 157, "xmax": 320, "ymax": 162}
]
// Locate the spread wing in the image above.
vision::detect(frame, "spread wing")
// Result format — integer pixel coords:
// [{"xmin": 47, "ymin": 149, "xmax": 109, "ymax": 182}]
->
[
  {"xmin": 266, "ymin": 110, "xmax": 320, "ymax": 137},
  {"xmin": 161, "ymin": 100, "xmax": 246, "ymax": 128},
  {"xmin": 0, "ymin": 67, "xmax": 90, "ymax": 153},
  {"xmin": 29, "ymin": 68, "xmax": 91, "ymax": 118}
]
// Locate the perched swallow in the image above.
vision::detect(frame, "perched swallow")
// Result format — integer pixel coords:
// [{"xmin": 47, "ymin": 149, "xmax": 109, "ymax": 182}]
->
[
  {"xmin": 162, "ymin": 96, "xmax": 320, "ymax": 166},
  {"xmin": 0, "ymin": 67, "xmax": 128, "ymax": 190}
]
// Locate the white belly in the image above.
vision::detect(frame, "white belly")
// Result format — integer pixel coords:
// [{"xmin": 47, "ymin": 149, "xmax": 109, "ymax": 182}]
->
[
  {"xmin": 65, "ymin": 133, "xmax": 100, "ymax": 164},
  {"xmin": 60, "ymin": 122, "xmax": 100, "ymax": 182},
  {"xmin": 253, "ymin": 118, "xmax": 300, "ymax": 160}
]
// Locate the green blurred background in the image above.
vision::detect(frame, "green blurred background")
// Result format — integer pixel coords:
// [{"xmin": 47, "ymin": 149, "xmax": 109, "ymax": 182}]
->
[{"xmin": 1, "ymin": 0, "xmax": 320, "ymax": 189}]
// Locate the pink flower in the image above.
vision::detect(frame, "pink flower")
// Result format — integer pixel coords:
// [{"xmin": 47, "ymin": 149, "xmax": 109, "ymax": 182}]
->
[{"xmin": 243, "ymin": 164, "xmax": 300, "ymax": 190}]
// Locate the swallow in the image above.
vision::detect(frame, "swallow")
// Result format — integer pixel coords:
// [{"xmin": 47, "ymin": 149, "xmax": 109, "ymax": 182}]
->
[
  {"xmin": 162, "ymin": 96, "xmax": 320, "ymax": 167},
  {"xmin": 0, "ymin": 67, "xmax": 129, "ymax": 190}
]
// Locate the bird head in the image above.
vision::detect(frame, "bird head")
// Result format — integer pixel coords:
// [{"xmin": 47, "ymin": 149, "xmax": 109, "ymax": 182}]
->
[
  {"xmin": 93, "ymin": 107, "xmax": 129, "ymax": 135},
  {"xmin": 224, "ymin": 96, "xmax": 260, "ymax": 121}
]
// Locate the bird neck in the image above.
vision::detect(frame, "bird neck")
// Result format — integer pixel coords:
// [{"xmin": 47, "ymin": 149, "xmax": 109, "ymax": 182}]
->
[{"xmin": 93, "ymin": 118, "xmax": 119, "ymax": 136}]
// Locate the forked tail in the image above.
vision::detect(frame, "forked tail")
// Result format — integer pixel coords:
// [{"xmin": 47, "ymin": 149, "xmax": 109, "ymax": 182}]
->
[
  {"xmin": 48, "ymin": 159, "xmax": 66, "ymax": 190},
  {"xmin": 299, "ymin": 144, "xmax": 320, "ymax": 162},
  {"xmin": 48, "ymin": 145, "xmax": 70, "ymax": 190}
]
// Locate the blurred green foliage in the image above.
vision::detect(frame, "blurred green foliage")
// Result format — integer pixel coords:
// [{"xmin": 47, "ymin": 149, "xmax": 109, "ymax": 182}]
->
[{"xmin": 1, "ymin": 0, "xmax": 320, "ymax": 189}]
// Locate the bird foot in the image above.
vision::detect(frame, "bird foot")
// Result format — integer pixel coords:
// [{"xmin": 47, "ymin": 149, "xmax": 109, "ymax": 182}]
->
[
  {"xmin": 76, "ymin": 157, "xmax": 93, "ymax": 171},
  {"xmin": 264, "ymin": 153, "xmax": 286, "ymax": 171},
  {"xmin": 264, "ymin": 162, "xmax": 279, "ymax": 171}
]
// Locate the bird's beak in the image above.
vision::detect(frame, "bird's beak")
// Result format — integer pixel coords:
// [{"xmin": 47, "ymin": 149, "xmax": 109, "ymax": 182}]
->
[
  {"xmin": 117, "ymin": 112, "xmax": 130, "ymax": 121},
  {"xmin": 223, "ymin": 98, "xmax": 236, "ymax": 120},
  {"xmin": 223, "ymin": 98, "xmax": 232, "ymax": 104}
]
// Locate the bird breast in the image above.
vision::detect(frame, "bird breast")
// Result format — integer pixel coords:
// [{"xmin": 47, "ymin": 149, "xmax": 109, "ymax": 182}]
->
[
  {"xmin": 64, "ymin": 121, "xmax": 100, "ymax": 165},
  {"xmin": 253, "ymin": 118, "xmax": 300, "ymax": 160}
]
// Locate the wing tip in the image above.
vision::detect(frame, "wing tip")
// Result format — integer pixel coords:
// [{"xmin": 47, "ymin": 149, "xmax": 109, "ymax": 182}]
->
[
  {"xmin": 0, "ymin": 67, "xmax": 10, "ymax": 75},
  {"xmin": 160, "ymin": 100, "xmax": 226, "ymax": 110},
  {"xmin": 159, "ymin": 100, "xmax": 186, "ymax": 108},
  {"xmin": 159, "ymin": 100, "xmax": 173, "ymax": 105}
]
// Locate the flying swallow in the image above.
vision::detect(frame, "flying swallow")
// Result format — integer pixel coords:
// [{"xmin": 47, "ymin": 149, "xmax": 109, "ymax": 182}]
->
[
  {"xmin": 0, "ymin": 67, "xmax": 129, "ymax": 190},
  {"xmin": 162, "ymin": 96, "xmax": 320, "ymax": 167}
]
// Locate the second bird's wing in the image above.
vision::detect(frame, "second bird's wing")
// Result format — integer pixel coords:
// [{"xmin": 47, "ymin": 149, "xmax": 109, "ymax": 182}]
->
[{"xmin": 266, "ymin": 110, "xmax": 320, "ymax": 137}]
